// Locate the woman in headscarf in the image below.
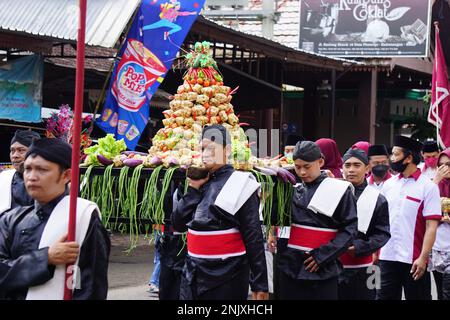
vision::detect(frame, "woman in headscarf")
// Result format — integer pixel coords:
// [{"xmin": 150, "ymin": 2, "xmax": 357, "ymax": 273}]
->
[
  {"xmin": 352, "ymin": 141, "xmax": 371, "ymax": 178},
  {"xmin": 351, "ymin": 141, "xmax": 370, "ymax": 155},
  {"xmin": 429, "ymin": 148, "xmax": 450, "ymax": 300},
  {"xmin": 315, "ymin": 138, "xmax": 343, "ymax": 178}
]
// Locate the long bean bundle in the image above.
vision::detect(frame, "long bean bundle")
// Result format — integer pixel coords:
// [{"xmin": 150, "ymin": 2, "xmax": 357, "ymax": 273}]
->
[
  {"xmin": 89, "ymin": 175, "xmax": 103, "ymax": 206},
  {"xmin": 80, "ymin": 165, "xmax": 94, "ymax": 200},
  {"xmin": 252, "ymin": 170, "xmax": 274, "ymax": 236},
  {"xmin": 155, "ymin": 167, "xmax": 178, "ymax": 225},
  {"xmin": 116, "ymin": 166, "xmax": 130, "ymax": 233},
  {"xmin": 177, "ymin": 233, "xmax": 187, "ymax": 257},
  {"xmin": 81, "ymin": 166, "xmax": 104, "ymax": 222},
  {"xmin": 277, "ymin": 181, "xmax": 294, "ymax": 228},
  {"xmin": 183, "ymin": 176, "xmax": 189, "ymax": 194},
  {"xmin": 125, "ymin": 164, "xmax": 144, "ymax": 252},
  {"xmin": 140, "ymin": 165, "xmax": 163, "ymax": 224},
  {"xmin": 100, "ymin": 164, "xmax": 115, "ymax": 226}
]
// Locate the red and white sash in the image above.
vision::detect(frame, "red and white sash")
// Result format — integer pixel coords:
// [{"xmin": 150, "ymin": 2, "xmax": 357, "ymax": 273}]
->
[
  {"xmin": 287, "ymin": 224, "xmax": 338, "ymax": 251},
  {"xmin": 162, "ymin": 224, "xmax": 184, "ymax": 235},
  {"xmin": 187, "ymin": 228, "xmax": 246, "ymax": 259},
  {"xmin": 340, "ymin": 251, "xmax": 373, "ymax": 269}
]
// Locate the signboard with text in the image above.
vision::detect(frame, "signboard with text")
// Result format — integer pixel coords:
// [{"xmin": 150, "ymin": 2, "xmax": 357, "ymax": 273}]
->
[
  {"xmin": 299, "ymin": 0, "xmax": 432, "ymax": 57},
  {"xmin": 0, "ymin": 55, "xmax": 42, "ymax": 123}
]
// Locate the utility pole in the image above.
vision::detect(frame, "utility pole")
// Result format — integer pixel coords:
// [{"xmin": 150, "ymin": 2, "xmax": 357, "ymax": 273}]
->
[
  {"xmin": 262, "ymin": 0, "xmax": 275, "ymax": 39},
  {"xmin": 203, "ymin": 0, "xmax": 280, "ymax": 40}
]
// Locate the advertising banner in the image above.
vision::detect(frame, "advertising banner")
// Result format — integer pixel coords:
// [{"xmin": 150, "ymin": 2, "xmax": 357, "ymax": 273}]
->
[
  {"xmin": 97, "ymin": 0, "xmax": 205, "ymax": 150},
  {"xmin": 0, "ymin": 54, "xmax": 43, "ymax": 123}
]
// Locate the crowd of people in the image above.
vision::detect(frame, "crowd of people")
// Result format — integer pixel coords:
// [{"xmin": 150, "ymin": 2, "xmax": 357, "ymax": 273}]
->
[{"xmin": 0, "ymin": 126, "xmax": 449, "ymax": 300}]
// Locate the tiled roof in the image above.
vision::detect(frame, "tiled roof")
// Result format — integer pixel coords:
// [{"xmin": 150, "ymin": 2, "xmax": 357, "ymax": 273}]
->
[{"xmin": 46, "ymin": 44, "xmax": 117, "ymax": 72}]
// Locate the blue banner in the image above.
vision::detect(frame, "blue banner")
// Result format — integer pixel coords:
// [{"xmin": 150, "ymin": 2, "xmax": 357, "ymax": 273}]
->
[
  {"xmin": 0, "ymin": 54, "xmax": 43, "ymax": 123},
  {"xmin": 97, "ymin": 0, "xmax": 205, "ymax": 150}
]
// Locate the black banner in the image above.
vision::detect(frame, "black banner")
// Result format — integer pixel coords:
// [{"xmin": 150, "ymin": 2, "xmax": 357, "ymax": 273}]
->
[{"xmin": 299, "ymin": 0, "xmax": 432, "ymax": 57}]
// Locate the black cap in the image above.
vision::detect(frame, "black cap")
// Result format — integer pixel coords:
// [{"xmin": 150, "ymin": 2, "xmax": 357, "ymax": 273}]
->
[
  {"xmin": 11, "ymin": 130, "xmax": 41, "ymax": 147},
  {"xmin": 293, "ymin": 141, "xmax": 322, "ymax": 162},
  {"xmin": 368, "ymin": 144, "xmax": 389, "ymax": 157},
  {"xmin": 343, "ymin": 148, "xmax": 369, "ymax": 165},
  {"xmin": 393, "ymin": 135, "xmax": 423, "ymax": 153},
  {"xmin": 202, "ymin": 124, "xmax": 231, "ymax": 147},
  {"xmin": 285, "ymin": 134, "xmax": 304, "ymax": 146},
  {"xmin": 25, "ymin": 138, "xmax": 72, "ymax": 169},
  {"xmin": 422, "ymin": 140, "xmax": 439, "ymax": 153}
]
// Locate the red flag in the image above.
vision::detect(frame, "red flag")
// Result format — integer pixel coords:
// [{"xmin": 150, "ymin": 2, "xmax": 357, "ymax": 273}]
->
[{"xmin": 428, "ymin": 22, "xmax": 450, "ymax": 148}]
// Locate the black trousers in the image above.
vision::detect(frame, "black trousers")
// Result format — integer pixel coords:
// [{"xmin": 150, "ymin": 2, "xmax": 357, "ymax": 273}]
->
[
  {"xmin": 196, "ymin": 275, "xmax": 250, "ymax": 300},
  {"xmin": 279, "ymin": 271, "xmax": 338, "ymax": 300},
  {"xmin": 272, "ymin": 238, "xmax": 288, "ymax": 300},
  {"xmin": 377, "ymin": 260, "xmax": 431, "ymax": 300},
  {"xmin": 338, "ymin": 268, "xmax": 376, "ymax": 300},
  {"xmin": 180, "ymin": 264, "xmax": 250, "ymax": 300},
  {"xmin": 433, "ymin": 271, "xmax": 450, "ymax": 300},
  {"xmin": 159, "ymin": 264, "xmax": 182, "ymax": 300}
]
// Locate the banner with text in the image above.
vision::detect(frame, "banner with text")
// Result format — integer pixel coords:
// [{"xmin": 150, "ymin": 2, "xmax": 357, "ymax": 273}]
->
[
  {"xmin": 0, "ymin": 54, "xmax": 43, "ymax": 123},
  {"xmin": 299, "ymin": 0, "xmax": 432, "ymax": 57},
  {"xmin": 97, "ymin": 0, "xmax": 205, "ymax": 150}
]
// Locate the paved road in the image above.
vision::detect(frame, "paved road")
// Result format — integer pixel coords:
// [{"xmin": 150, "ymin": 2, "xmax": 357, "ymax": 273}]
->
[{"xmin": 107, "ymin": 233, "xmax": 158, "ymax": 300}]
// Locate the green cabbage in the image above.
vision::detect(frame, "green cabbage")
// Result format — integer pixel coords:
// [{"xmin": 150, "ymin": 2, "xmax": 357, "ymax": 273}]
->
[{"xmin": 84, "ymin": 134, "xmax": 127, "ymax": 166}]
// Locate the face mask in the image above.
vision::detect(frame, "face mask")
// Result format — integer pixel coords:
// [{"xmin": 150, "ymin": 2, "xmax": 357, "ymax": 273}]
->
[
  {"xmin": 390, "ymin": 157, "xmax": 408, "ymax": 173},
  {"xmin": 372, "ymin": 164, "xmax": 389, "ymax": 179},
  {"xmin": 424, "ymin": 157, "xmax": 438, "ymax": 169}
]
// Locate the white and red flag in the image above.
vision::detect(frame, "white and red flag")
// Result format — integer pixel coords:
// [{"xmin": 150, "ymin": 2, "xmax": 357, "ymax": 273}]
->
[{"xmin": 428, "ymin": 22, "xmax": 450, "ymax": 148}]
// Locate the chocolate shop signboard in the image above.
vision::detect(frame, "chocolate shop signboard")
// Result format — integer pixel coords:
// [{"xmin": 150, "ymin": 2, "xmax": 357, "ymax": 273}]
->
[{"xmin": 299, "ymin": 0, "xmax": 432, "ymax": 57}]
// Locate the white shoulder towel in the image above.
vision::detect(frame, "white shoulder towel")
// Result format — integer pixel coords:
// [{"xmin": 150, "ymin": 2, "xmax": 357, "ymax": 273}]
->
[
  {"xmin": 307, "ymin": 178, "xmax": 352, "ymax": 217},
  {"xmin": 357, "ymin": 186, "xmax": 379, "ymax": 234},
  {"xmin": 26, "ymin": 196, "xmax": 100, "ymax": 300},
  {"xmin": 215, "ymin": 171, "xmax": 261, "ymax": 216},
  {"xmin": 0, "ymin": 169, "xmax": 16, "ymax": 215}
]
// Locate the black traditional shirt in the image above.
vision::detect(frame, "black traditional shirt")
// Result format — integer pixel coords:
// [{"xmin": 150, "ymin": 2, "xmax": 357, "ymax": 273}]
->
[
  {"xmin": 339, "ymin": 181, "xmax": 390, "ymax": 283},
  {"xmin": 0, "ymin": 193, "xmax": 110, "ymax": 300},
  {"xmin": 279, "ymin": 172, "xmax": 358, "ymax": 281},
  {"xmin": 172, "ymin": 165, "xmax": 268, "ymax": 296},
  {"xmin": 10, "ymin": 172, "xmax": 34, "ymax": 209}
]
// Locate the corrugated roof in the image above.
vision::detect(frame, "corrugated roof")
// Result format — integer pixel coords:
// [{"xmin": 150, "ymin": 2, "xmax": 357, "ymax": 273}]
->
[
  {"xmin": 46, "ymin": 44, "xmax": 117, "ymax": 72},
  {"xmin": 0, "ymin": 0, "xmax": 140, "ymax": 48}
]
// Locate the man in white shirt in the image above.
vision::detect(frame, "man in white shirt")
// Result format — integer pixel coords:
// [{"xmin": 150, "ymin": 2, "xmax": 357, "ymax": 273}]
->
[
  {"xmin": 367, "ymin": 144, "xmax": 392, "ymax": 191},
  {"xmin": 418, "ymin": 140, "xmax": 439, "ymax": 181},
  {"xmin": 378, "ymin": 136, "xmax": 441, "ymax": 300}
]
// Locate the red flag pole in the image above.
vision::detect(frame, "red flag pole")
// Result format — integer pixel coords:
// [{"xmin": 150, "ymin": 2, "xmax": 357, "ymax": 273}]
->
[
  {"xmin": 64, "ymin": 0, "xmax": 87, "ymax": 300},
  {"xmin": 434, "ymin": 21, "xmax": 440, "ymax": 145}
]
